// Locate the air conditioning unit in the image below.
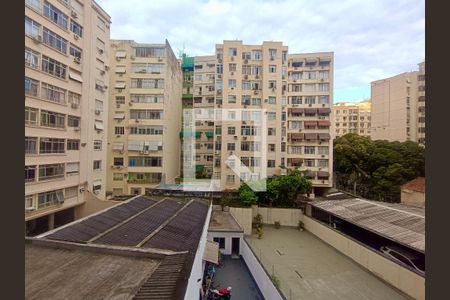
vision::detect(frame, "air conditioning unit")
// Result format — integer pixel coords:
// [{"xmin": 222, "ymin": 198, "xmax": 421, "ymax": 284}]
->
[
  {"xmin": 57, "ymin": 199, "xmax": 65, "ymax": 204},
  {"xmin": 322, "ymin": 104, "xmax": 326, "ymax": 107},
  {"xmin": 100, "ymin": 70, "xmax": 105, "ymax": 75},
  {"xmin": 73, "ymin": 57, "xmax": 81, "ymax": 64},
  {"xmin": 71, "ymin": 10, "xmax": 78, "ymax": 18},
  {"xmin": 116, "ymin": 104, "xmax": 120, "ymax": 108},
  {"xmin": 135, "ymin": 119, "xmax": 139, "ymax": 123},
  {"xmin": 321, "ymin": 154, "xmax": 325, "ymax": 157},
  {"xmin": 244, "ymin": 75, "xmax": 248, "ymax": 79},
  {"xmin": 25, "ymin": 207, "xmax": 35, "ymax": 212},
  {"xmin": 158, "ymin": 57, "xmax": 163, "ymax": 61},
  {"xmin": 79, "ymin": 187, "xmax": 85, "ymax": 193},
  {"xmin": 129, "ymin": 102, "xmax": 133, "ymax": 106},
  {"xmin": 230, "ymin": 56, "xmax": 234, "ymax": 61},
  {"xmin": 104, "ymin": 65, "xmax": 110, "ymax": 71},
  {"xmin": 94, "ymin": 190, "xmax": 100, "ymax": 195},
  {"xmin": 33, "ymin": 35, "xmax": 42, "ymax": 43},
  {"xmin": 244, "ymin": 59, "xmax": 248, "ymax": 64},
  {"xmin": 320, "ymin": 78, "xmax": 324, "ymax": 82},
  {"xmin": 270, "ymin": 57, "xmax": 275, "ymax": 61},
  {"xmin": 230, "ymin": 72, "xmax": 234, "ymax": 75},
  {"xmin": 95, "ymin": 109, "xmax": 101, "ymax": 115},
  {"xmin": 255, "ymin": 75, "xmax": 260, "ymax": 79},
  {"xmin": 309, "ymin": 104, "xmax": 312, "ymax": 107},
  {"xmin": 218, "ymin": 74, "xmax": 222, "ymax": 79},
  {"xmin": 74, "ymin": 127, "xmax": 80, "ymax": 131},
  {"xmin": 218, "ymin": 59, "xmax": 222, "ymax": 63},
  {"xmin": 98, "ymin": 48, "xmax": 104, "ymax": 54},
  {"xmin": 243, "ymin": 136, "xmax": 247, "ymax": 140},
  {"xmin": 234, "ymin": 136, "xmax": 238, "ymax": 139},
  {"xmin": 272, "ymin": 88, "xmax": 276, "ymax": 92},
  {"xmin": 130, "ymin": 55, "xmax": 135, "ymax": 60},
  {"xmin": 293, "ymin": 79, "xmax": 297, "ymax": 83},
  {"xmin": 71, "ymin": 103, "xmax": 79, "ymax": 109}
]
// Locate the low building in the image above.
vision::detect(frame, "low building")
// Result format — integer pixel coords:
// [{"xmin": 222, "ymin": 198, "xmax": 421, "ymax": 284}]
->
[
  {"xmin": 207, "ymin": 209, "xmax": 244, "ymax": 257},
  {"xmin": 26, "ymin": 196, "xmax": 211, "ymax": 300},
  {"xmin": 401, "ymin": 177, "xmax": 425, "ymax": 208}
]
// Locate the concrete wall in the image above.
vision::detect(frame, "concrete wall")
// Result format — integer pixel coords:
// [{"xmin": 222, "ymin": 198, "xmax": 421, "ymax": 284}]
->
[
  {"xmin": 401, "ymin": 189, "xmax": 425, "ymax": 208},
  {"xmin": 303, "ymin": 216, "xmax": 425, "ymax": 300},
  {"xmin": 184, "ymin": 204, "xmax": 212, "ymax": 300},
  {"xmin": 207, "ymin": 231, "xmax": 244, "ymax": 255},
  {"xmin": 76, "ymin": 191, "xmax": 120, "ymax": 218},
  {"xmin": 241, "ymin": 239, "xmax": 284, "ymax": 300},
  {"xmin": 229, "ymin": 207, "xmax": 253, "ymax": 235}
]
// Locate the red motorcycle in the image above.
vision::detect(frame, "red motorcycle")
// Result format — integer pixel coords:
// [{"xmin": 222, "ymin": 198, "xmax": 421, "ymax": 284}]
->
[{"xmin": 208, "ymin": 286, "xmax": 232, "ymax": 300}]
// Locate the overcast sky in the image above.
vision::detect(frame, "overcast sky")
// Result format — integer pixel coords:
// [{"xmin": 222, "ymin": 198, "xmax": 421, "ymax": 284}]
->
[{"xmin": 97, "ymin": 0, "xmax": 424, "ymax": 102}]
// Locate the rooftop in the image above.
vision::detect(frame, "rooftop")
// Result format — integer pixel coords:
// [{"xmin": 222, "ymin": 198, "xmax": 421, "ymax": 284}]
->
[
  {"xmin": 310, "ymin": 198, "xmax": 425, "ymax": 253},
  {"xmin": 401, "ymin": 177, "xmax": 425, "ymax": 193},
  {"xmin": 208, "ymin": 210, "xmax": 243, "ymax": 232},
  {"xmin": 27, "ymin": 196, "xmax": 210, "ymax": 300}
]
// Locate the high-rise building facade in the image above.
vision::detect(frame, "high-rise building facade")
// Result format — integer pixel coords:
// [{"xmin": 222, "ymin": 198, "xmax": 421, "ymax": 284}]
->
[
  {"xmin": 334, "ymin": 100, "xmax": 371, "ymax": 137},
  {"xmin": 371, "ymin": 62, "xmax": 425, "ymax": 145},
  {"xmin": 25, "ymin": 0, "xmax": 111, "ymax": 234},
  {"xmin": 180, "ymin": 41, "xmax": 334, "ymax": 195},
  {"xmin": 106, "ymin": 40, "xmax": 182, "ymax": 196}
]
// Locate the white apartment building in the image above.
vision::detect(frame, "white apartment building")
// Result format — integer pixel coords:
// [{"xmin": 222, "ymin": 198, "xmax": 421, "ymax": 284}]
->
[
  {"xmin": 25, "ymin": 0, "xmax": 111, "ymax": 235},
  {"xmin": 106, "ymin": 40, "xmax": 182, "ymax": 196},
  {"xmin": 334, "ymin": 100, "xmax": 371, "ymax": 137},
  {"xmin": 371, "ymin": 62, "xmax": 425, "ymax": 145}
]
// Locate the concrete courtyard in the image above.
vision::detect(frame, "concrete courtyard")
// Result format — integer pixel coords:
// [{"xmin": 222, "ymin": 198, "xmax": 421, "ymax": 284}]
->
[{"xmin": 246, "ymin": 226, "xmax": 411, "ymax": 300}]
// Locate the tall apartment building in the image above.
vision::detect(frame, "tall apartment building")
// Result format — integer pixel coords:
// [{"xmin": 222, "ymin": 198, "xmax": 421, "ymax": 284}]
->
[
  {"xmin": 334, "ymin": 100, "xmax": 371, "ymax": 138},
  {"xmin": 106, "ymin": 40, "xmax": 182, "ymax": 196},
  {"xmin": 25, "ymin": 0, "xmax": 111, "ymax": 235},
  {"xmin": 371, "ymin": 62, "xmax": 425, "ymax": 145},
  {"xmin": 181, "ymin": 41, "xmax": 334, "ymax": 195}
]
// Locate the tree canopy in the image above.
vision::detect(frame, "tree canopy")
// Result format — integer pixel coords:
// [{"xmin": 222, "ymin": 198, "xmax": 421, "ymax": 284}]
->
[{"xmin": 334, "ymin": 134, "xmax": 425, "ymax": 202}]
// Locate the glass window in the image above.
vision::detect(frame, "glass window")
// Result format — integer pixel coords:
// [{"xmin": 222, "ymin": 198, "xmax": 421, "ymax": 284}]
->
[{"xmin": 43, "ymin": 1, "xmax": 68, "ymax": 29}]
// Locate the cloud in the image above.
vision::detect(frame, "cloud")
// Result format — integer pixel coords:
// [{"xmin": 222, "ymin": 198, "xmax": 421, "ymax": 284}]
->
[{"xmin": 96, "ymin": 0, "xmax": 424, "ymax": 100}]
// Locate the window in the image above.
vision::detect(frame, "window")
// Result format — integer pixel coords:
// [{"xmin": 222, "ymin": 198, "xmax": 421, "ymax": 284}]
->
[
  {"xmin": 251, "ymin": 98, "xmax": 261, "ymax": 106},
  {"xmin": 38, "ymin": 163, "xmax": 65, "ymax": 181},
  {"xmin": 131, "ymin": 79, "xmax": 164, "ymax": 89},
  {"xmin": 268, "ymin": 144, "xmax": 275, "ymax": 152},
  {"xmin": 70, "ymin": 44, "xmax": 82, "ymax": 59},
  {"xmin": 317, "ymin": 159, "xmax": 329, "ymax": 167},
  {"xmin": 241, "ymin": 126, "xmax": 261, "ymax": 136},
  {"xmin": 68, "ymin": 92, "xmax": 81, "ymax": 107},
  {"xmin": 38, "ymin": 189, "xmax": 64, "ymax": 208},
  {"xmin": 269, "ymin": 80, "xmax": 277, "ymax": 89},
  {"xmin": 228, "ymin": 95, "xmax": 236, "ymax": 103},
  {"xmin": 226, "ymin": 175, "xmax": 235, "ymax": 184},
  {"xmin": 41, "ymin": 82, "xmax": 66, "ymax": 104},
  {"xmin": 242, "ymin": 52, "xmax": 251, "ymax": 60},
  {"xmin": 25, "ymin": 17, "xmax": 41, "ymax": 38},
  {"xmin": 229, "ymin": 48, "xmax": 237, "ymax": 56},
  {"xmin": 227, "ymin": 143, "xmax": 235, "ymax": 151},
  {"xmin": 291, "ymin": 146, "xmax": 302, "ymax": 154},
  {"xmin": 131, "ymin": 94, "xmax": 164, "ymax": 103},
  {"xmin": 25, "ymin": 166, "xmax": 36, "ymax": 183},
  {"xmin": 303, "ymin": 84, "xmax": 316, "ymax": 92},
  {"xmin": 25, "ymin": 195, "xmax": 34, "ymax": 209},
  {"xmin": 25, "ymin": 47, "xmax": 40, "ymax": 69},
  {"xmin": 268, "ymin": 96, "xmax": 276, "ymax": 104},
  {"xmin": 268, "ymin": 128, "xmax": 276, "ymax": 136},
  {"xmin": 318, "ymin": 146, "xmax": 329, "ymax": 155},
  {"xmin": 68, "ymin": 115, "xmax": 80, "ymax": 128},
  {"xmin": 228, "ymin": 111, "xmax": 236, "ymax": 120},
  {"xmin": 213, "ymin": 237, "xmax": 226, "ymax": 249},
  {"xmin": 304, "ymin": 159, "xmax": 315, "ymax": 167},
  {"xmin": 66, "ymin": 163, "xmax": 80, "ymax": 175},
  {"xmin": 229, "ymin": 63, "xmax": 237, "ymax": 72},
  {"xmin": 94, "ymin": 140, "xmax": 102, "ymax": 150},
  {"xmin": 26, "ymin": 0, "xmax": 40, "ymax": 10},
  {"xmin": 268, "ymin": 160, "xmax": 276, "ymax": 168},
  {"xmin": 42, "ymin": 27, "xmax": 67, "ymax": 53},
  {"xmin": 319, "ymin": 83, "xmax": 329, "ymax": 92},
  {"xmin": 305, "ymin": 96, "xmax": 316, "ymax": 105},
  {"xmin": 228, "ymin": 127, "xmax": 235, "ymax": 135},
  {"xmin": 228, "ymin": 80, "xmax": 236, "ymax": 89},
  {"xmin": 25, "ymin": 77, "xmax": 39, "ymax": 97},
  {"xmin": 116, "ymin": 96, "xmax": 126, "ymax": 105},
  {"xmin": 128, "ymin": 156, "xmax": 162, "ymax": 167},
  {"xmin": 303, "ymin": 71, "xmax": 316, "ymax": 80},
  {"xmin": 67, "ymin": 139, "xmax": 79, "ymax": 150},
  {"xmin": 269, "ymin": 65, "xmax": 276, "ymax": 73},
  {"xmin": 304, "ymin": 146, "xmax": 315, "ymax": 154},
  {"xmin": 115, "ymin": 127, "xmax": 125, "ymax": 135},
  {"xmin": 267, "ymin": 112, "xmax": 276, "ymax": 120},
  {"xmin": 319, "ymin": 96, "xmax": 329, "ymax": 104},
  {"xmin": 319, "ymin": 71, "xmax": 329, "ymax": 79},
  {"xmin": 40, "ymin": 110, "xmax": 65, "ymax": 128},
  {"xmin": 65, "ymin": 186, "xmax": 78, "ymax": 199},
  {"xmin": 40, "ymin": 138, "xmax": 65, "ymax": 154},
  {"xmin": 43, "ymin": 1, "xmax": 68, "ymax": 29},
  {"xmin": 41, "ymin": 56, "xmax": 66, "ymax": 79},
  {"xmin": 242, "ymin": 80, "xmax": 251, "ymax": 90},
  {"xmin": 252, "ymin": 50, "xmax": 262, "ymax": 60},
  {"xmin": 25, "ymin": 137, "xmax": 38, "ymax": 155},
  {"xmin": 97, "ymin": 17, "xmax": 106, "ymax": 31},
  {"xmin": 132, "ymin": 63, "xmax": 165, "ymax": 74},
  {"xmin": 134, "ymin": 47, "xmax": 165, "ymax": 58},
  {"xmin": 130, "ymin": 126, "xmax": 163, "ymax": 135},
  {"xmin": 269, "ymin": 49, "xmax": 277, "ymax": 60},
  {"xmin": 93, "ymin": 160, "xmax": 102, "ymax": 170},
  {"xmin": 113, "ymin": 158, "xmax": 124, "ymax": 167},
  {"xmin": 130, "ymin": 110, "xmax": 164, "ymax": 120},
  {"xmin": 113, "ymin": 173, "xmax": 123, "ymax": 181},
  {"xmin": 291, "ymin": 121, "xmax": 302, "ymax": 129}
]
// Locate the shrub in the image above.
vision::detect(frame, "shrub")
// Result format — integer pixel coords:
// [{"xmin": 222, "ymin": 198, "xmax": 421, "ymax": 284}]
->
[
  {"xmin": 274, "ymin": 221, "xmax": 281, "ymax": 229},
  {"xmin": 257, "ymin": 227, "xmax": 264, "ymax": 239},
  {"xmin": 298, "ymin": 220, "xmax": 305, "ymax": 231},
  {"xmin": 271, "ymin": 273, "xmax": 281, "ymax": 289},
  {"xmin": 254, "ymin": 213, "xmax": 263, "ymax": 229}
]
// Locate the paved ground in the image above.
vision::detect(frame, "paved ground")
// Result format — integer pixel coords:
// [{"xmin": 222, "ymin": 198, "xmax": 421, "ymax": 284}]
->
[
  {"xmin": 213, "ymin": 255, "xmax": 264, "ymax": 300},
  {"xmin": 246, "ymin": 226, "xmax": 411, "ymax": 300}
]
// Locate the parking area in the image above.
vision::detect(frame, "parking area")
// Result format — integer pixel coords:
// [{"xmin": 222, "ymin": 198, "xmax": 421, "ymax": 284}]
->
[{"xmin": 245, "ymin": 226, "xmax": 411, "ymax": 300}]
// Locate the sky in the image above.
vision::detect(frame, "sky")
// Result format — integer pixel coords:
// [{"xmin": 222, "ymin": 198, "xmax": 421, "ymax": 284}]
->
[{"xmin": 96, "ymin": 0, "xmax": 424, "ymax": 103}]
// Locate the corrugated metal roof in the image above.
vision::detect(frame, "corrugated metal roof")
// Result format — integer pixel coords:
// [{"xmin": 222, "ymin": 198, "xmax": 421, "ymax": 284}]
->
[{"xmin": 310, "ymin": 198, "xmax": 425, "ymax": 253}]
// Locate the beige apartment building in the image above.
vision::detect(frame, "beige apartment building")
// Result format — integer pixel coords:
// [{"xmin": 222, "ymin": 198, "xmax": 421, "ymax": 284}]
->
[
  {"xmin": 371, "ymin": 62, "xmax": 425, "ymax": 145},
  {"xmin": 181, "ymin": 41, "xmax": 334, "ymax": 195},
  {"xmin": 106, "ymin": 40, "xmax": 182, "ymax": 196},
  {"xmin": 334, "ymin": 100, "xmax": 371, "ymax": 137},
  {"xmin": 25, "ymin": 0, "xmax": 111, "ymax": 235}
]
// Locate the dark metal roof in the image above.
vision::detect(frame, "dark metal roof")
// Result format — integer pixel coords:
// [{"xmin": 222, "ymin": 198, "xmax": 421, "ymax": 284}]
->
[{"xmin": 46, "ymin": 196, "xmax": 156, "ymax": 243}]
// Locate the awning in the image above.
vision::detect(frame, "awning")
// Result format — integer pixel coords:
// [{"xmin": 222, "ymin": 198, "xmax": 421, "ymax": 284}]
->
[
  {"xmin": 318, "ymin": 133, "xmax": 331, "ymax": 140},
  {"xmin": 318, "ymin": 108, "xmax": 331, "ymax": 114},
  {"xmin": 319, "ymin": 58, "xmax": 331, "ymax": 66},
  {"xmin": 93, "ymin": 180, "xmax": 102, "ymax": 187},
  {"xmin": 289, "ymin": 133, "xmax": 304, "ymax": 140},
  {"xmin": 304, "ymin": 171, "xmax": 316, "ymax": 179},
  {"xmin": 115, "ymin": 82, "xmax": 126, "ymax": 89},
  {"xmin": 203, "ymin": 240, "xmax": 219, "ymax": 265},
  {"xmin": 304, "ymin": 133, "xmax": 318, "ymax": 140},
  {"xmin": 304, "ymin": 108, "xmax": 317, "ymax": 114},
  {"xmin": 179, "ymin": 131, "xmax": 201, "ymax": 138},
  {"xmin": 94, "ymin": 121, "xmax": 104, "ymax": 130},
  {"xmin": 113, "ymin": 143, "xmax": 124, "ymax": 151},
  {"xmin": 318, "ymin": 120, "xmax": 331, "ymax": 126},
  {"xmin": 290, "ymin": 158, "xmax": 303, "ymax": 163},
  {"xmin": 289, "ymin": 108, "xmax": 304, "ymax": 114},
  {"xmin": 114, "ymin": 112, "xmax": 125, "ymax": 119},
  {"xmin": 115, "ymin": 66, "xmax": 126, "ymax": 74},
  {"xmin": 317, "ymin": 171, "xmax": 330, "ymax": 178},
  {"xmin": 69, "ymin": 72, "xmax": 83, "ymax": 83},
  {"xmin": 205, "ymin": 131, "xmax": 214, "ymax": 138},
  {"xmin": 304, "ymin": 121, "xmax": 318, "ymax": 126},
  {"xmin": 115, "ymin": 51, "xmax": 127, "ymax": 58},
  {"xmin": 128, "ymin": 140, "xmax": 143, "ymax": 151}
]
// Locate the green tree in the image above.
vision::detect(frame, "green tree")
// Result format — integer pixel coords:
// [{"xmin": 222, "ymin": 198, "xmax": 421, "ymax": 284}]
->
[{"xmin": 238, "ymin": 183, "xmax": 258, "ymax": 206}]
